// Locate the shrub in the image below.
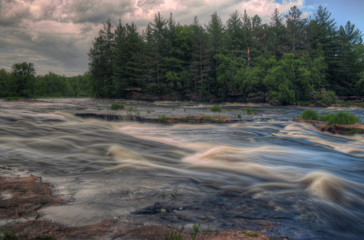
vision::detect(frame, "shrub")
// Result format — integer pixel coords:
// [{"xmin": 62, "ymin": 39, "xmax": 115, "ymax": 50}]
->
[
  {"xmin": 320, "ymin": 112, "xmax": 361, "ymax": 125},
  {"xmin": 245, "ymin": 107, "xmax": 253, "ymax": 115},
  {"xmin": 5, "ymin": 97, "xmax": 20, "ymax": 101},
  {"xmin": 319, "ymin": 113, "xmax": 334, "ymax": 122},
  {"xmin": 322, "ymin": 90, "xmax": 337, "ymax": 105},
  {"xmin": 210, "ymin": 105, "xmax": 222, "ymax": 112},
  {"xmin": 110, "ymin": 103, "xmax": 124, "ymax": 110},
  {"xmin": 158, "ymin": 114, "xmax": 168, "ymax": 123},
  {"xmin": 301, "ymin": 109, "xmax": 318, "ymax": 120},
  {"xmin": 245, "ymin": 107, "xmax": 257, "ymax": 115},
  {"xmin": 342, "ymin": 101, "xmax": 364, "ymax": 108},
  {"xmin": 202, "ymin": 115, "xmax": 214, "ymax": 121}
]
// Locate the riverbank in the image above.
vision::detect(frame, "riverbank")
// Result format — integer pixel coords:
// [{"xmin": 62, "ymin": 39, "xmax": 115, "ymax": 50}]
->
[{"xmin": 0, "ymin": 176, "xmax": 272, "ymax": 239}]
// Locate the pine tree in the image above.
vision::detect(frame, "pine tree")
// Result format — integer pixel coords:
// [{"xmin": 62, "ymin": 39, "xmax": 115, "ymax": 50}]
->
[
  {"xmin": 286, "ymin": 6, "xmax": 307, "ymax": 57},
  {"xmin": 206, "ymin": 12, "xmax": 225, "ymax": 96},
  {"xmin": 268, "ymin": 8, "xmax": 286, "ymax": 58},
  {"xmin": 225, "ymin": 11, "xmax": 246, "ymax": 58},
  {"xmin": 333, "ymin": 21, "xmax": 363, "ymax": 95},
  {"xmin": 190, "ymin": 17, "xmax": 210, "ymax": 94},
  {"xmin": 88, "ymin": 19, "xmax": 115, "ymax": 97}
]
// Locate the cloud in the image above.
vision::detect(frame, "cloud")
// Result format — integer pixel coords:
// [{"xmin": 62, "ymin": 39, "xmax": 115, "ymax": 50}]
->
[
  {"xmin": 64, "ymin": 0, "xmax": 135, "ymax": 24},
  {"xmin": 240, "ymin": 0, "xmax": 305, "ymax": 21},
  {"xmin": 0, "ymin": 0, "xmax": 309, "ymax": 76}
]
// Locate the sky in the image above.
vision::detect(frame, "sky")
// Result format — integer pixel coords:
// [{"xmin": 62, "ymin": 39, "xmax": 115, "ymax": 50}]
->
[{"xmin": 0, "ymin": 0, "xmax": 363, "ymax": 76}]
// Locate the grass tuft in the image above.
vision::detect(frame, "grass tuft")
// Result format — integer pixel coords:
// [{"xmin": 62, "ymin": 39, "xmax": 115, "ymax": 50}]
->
[
  {"xmin": 158, "ymin": 114, "xmax": 168, "ymax": 123},
  {"xmin": 210, "ymin": 105, "xmax": 222, "ymax": 112},
  {"xmin": 301, "ymin": 109, "xmax": 318, "ymax": 121},
  {"xmin": 320, "ymin": 112, "xmax": 361, "ymax": 125},
  {"xmin": 110, "ymin": 103, "xmax": 124, "ymax": 110},
  {"xmin": 163, "ymin": 226, "xmax": 184, "ymax": 240},
  {"xmin": 191, "ymin": 223, "xmax": 200, "ymax": 240},
  {"xmin": 0, "ymin": 228, "xmax": 18, "ymax": 240},
  {"xmin": 244, "ymin": 231, "xmax": 259, "ymax": 237},
  {"xmin": 245, "ymin": 107, "xmax": 258, "ymax": 115}
]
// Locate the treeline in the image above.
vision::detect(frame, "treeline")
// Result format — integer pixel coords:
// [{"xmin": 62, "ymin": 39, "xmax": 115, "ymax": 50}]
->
[
  {"xmin": 89, "ymin": 5, "xmax": 364, "ymax": 104},
  {"xmin": 0, "ymin": 62, "xmax": 92, "ymax": 98}
]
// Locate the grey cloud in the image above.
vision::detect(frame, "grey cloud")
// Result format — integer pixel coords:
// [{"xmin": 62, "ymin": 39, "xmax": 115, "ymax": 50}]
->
[
  {"xmin": 137, "ymin": 0, "xmax": 164, "ymax": 13},
  {"xmin": 0, "ymin": 24, "xmax": 89, "ymax": 75},
  {"xmin": 0, "ymin": 1, "xmax": 31, "ymax": 27},
  {"xmin": 66, "ymin": 0, "xmax": 135, "ymax": 24}
]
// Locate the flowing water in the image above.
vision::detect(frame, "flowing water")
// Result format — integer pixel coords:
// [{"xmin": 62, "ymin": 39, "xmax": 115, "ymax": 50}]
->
[{"xmin": 1, "ymin": 98, "xmax": 364, "ymax": 239}]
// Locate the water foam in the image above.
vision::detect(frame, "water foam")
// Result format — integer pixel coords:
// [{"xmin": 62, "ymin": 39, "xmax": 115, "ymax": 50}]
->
[
  {"xmin": 277, "ymin": 122, "xmax": 364, "ymax": 157},
  {"xmin": 299, "ymin": 171, "xmax": 347, "ymax": 203}
]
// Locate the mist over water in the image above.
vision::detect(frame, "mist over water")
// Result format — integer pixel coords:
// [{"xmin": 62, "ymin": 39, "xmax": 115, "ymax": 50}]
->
[{"xmin": 1, "ymin": 98, "xmax": 364, "ymax": 239}]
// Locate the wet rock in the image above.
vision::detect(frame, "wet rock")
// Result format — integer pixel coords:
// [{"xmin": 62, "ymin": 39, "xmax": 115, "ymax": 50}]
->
[
  {"xmin": 314, "ymin": 123, "xmax": 364, "ymax": 135},
  {"xmin": 0, "ymin": 176, "xmax": 62, "ymax": 219},
  {"xmin": 295, "ymin": 118, "xmax": 364, "ymax": 135},
  {"xmin": 131, "ymin": 202, "xmax": 186, "ymax": 215}
]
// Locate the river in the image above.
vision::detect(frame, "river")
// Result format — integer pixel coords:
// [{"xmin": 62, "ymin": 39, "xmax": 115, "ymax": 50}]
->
[{"xmin": 1, "ymin": 98, "xmax": 364, "ymax": 239}]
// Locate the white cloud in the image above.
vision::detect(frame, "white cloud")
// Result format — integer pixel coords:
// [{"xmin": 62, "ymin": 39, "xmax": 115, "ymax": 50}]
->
[{"xmin": 240, "ymin": 0, "xmax": 305, "ymax": 21}]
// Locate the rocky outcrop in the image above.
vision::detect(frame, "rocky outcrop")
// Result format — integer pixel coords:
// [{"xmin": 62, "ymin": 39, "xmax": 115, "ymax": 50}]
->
[
  {"xmin": 313, "ymin": 123, "xmax": 364, "ymax": 135},
  {"xmin": 295, "ymin": 118, "xmax": 364, "ymax": 135}
]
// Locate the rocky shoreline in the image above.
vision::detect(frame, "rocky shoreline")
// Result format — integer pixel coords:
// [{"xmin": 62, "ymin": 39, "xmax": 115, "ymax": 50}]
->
[
  {"xmin": 295, "ymin": 118, "xmax": 364, "ymax": 135},
  {"xmin": 0, "ymin": 176, "xmax": 272, "ymax": 239}
]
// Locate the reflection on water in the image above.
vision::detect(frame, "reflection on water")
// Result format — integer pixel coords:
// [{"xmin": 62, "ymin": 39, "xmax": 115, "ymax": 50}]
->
[{"xmin": 1, "ymin": 98, "xmax": 364, "ymax": 239}]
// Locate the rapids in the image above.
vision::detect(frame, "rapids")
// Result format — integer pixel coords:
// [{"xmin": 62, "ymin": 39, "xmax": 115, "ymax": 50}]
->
[{"xmin": 1, "ymin": 98, "xmax": 364, "ymax": 239}]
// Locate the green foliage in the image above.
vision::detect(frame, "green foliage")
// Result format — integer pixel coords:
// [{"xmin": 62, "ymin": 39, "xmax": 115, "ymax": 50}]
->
[
  {"xmin": 4, "ymin": 97, "xmax": 20, "ymax": 101},
  {"xmin": 244, "ymin": 231, "xmax": 259, "ymax": 237},
  {"xmin": 341, "ymin": 101, "xmax": 364, "ymax": 108},
  {"xmin": 203, "ymin": 226, "xmax": 213, "ymax": 235},
  {"xmin": 315, "ymin": 90, "xmax": 337, "ymax": 105},
  {"xmin": 88, "ymin": 19, "xmax": 115, "ymax": 97},
  {"xmin": 84, "ymin": 7, "xmax": 362, "ymax": 102},
  {"xmin": 10, "ymin": 62, "xmax": 36, "ymax": 98},
  {"xmin": 236, "ymin": 113, "xmax": 242, "ymax": 118},
  {"xmin": 319, "ymin": 112, "xmax": 361, "ymax": 125},
  {"xmin": 301, "ymin": 109, "xmax": 319, "ymax": 120},
  {"xmin": 0, "ymin": 228, "xmax": 18, "ymax": 240},
  {"xmin": 1, "ymin": 66, "xmax": 92, "ymax": 98},
  {"xmin": 203, "ymin": 115, "xmax": 214, "ymax": 121},
  {"xmin": 110, "ymin": 103, "xmax": 124, "ymax": 110},
  {"xmin": 191, "ymin": 223, "xmax": 201, "ymax": 240},
  {"xmin": 210, "ymin": 105, "xmax": 222, "ymax": 112},
  {"xmin": 2, "ymin": 5, "xmax": 363, "ymax": 101},
  {"xmin": 163, "ymin": 226, "xmax": 184, "ymax": 240},
  {"xmin": 245, "ymin": 107, "xmax": 252, "ymax": 115},
  {"xmin": 158, "ymin": 114, "xmax": 168, "ymax": 123}
]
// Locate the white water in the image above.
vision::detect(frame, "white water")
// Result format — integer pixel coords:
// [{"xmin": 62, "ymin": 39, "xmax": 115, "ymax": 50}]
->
[{"xmin": 1, "ymin": 98, "xmax": 364, "ymax": 239}]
